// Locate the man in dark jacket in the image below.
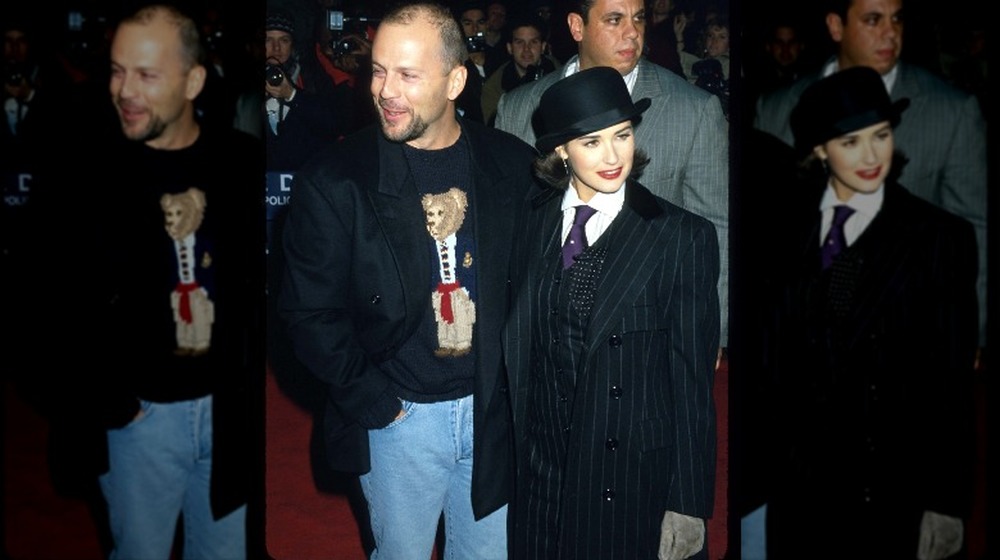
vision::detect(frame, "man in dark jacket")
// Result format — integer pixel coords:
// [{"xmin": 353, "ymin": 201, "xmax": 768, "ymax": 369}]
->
[
  {"xmin": 27, "ymin": 4, "xmax": 262, "ymax": 559},
  {"xmin": 278, "ymin": 2, "xmax": 535, "ymax": 557}
]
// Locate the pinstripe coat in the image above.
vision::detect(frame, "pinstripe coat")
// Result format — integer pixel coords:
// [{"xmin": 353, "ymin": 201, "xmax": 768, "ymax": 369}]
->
[
  {"xmin": 502, "ymin": 180, "xmax": 720, "ymax": 558},
  {"xmin": 759, "ymin": 180, "xmax": 978, "ymax": 557},
  {"xmin": 495, "ymin": 57, "xmax": 730, "ymax": 346},
  {"xmin": 754, "ymin": 60, "xmax": 988, "ymax": 345}
]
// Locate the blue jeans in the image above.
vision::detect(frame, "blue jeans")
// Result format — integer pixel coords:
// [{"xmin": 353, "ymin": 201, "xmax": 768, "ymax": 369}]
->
[
  {"xmin": 741, "ymin": 503, "xmax": 768, "ymax": 560},
  {"xmin": 99, "ymin": 396, "xmax": 246, "ymax": 560},
  {"xmin": 360, "ymin": 394, "xmax": 507, "ymax": 560}
]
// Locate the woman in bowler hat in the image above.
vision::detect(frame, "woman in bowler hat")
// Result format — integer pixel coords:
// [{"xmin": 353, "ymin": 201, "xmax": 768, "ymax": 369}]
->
[
  {"xmin": 758, "ymin": 66, "xmax": 978, "ymax": 559},
  {"xmin": 503, "ymin": 66, "xmax": 720, "ymax": 560}
]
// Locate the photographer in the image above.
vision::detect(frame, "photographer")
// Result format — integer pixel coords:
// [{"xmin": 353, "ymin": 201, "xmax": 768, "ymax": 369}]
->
[
  {"xmin": 314, "ymin": 12, "xmax": 375, "ymax": 135},
  {"xmin": 452, "ymin": 2, "xmax": 492, "ymax": 123},
  {"xmin": 263, "ymin": 9, "xmax": 344, "ymax": 172}
]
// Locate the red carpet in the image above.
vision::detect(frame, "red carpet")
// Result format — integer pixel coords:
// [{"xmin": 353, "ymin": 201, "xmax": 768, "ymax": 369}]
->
[
  {"xmin": 262, "ymin": 361, "xmax": 731, "ymax": 560},
  {"xmin": 3, "ymin": 378, "xmax": 105, "ymax": 560},
  {"xmin": 264, "ymin": 366, "xmax": 369, "ymax": 560}
]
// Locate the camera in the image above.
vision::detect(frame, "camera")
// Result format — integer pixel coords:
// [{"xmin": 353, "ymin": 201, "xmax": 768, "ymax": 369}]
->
[
  {"xmin": 464, "ymin": 32, "xmax": 486, "ymax": 53},
  {"xmin": 5, "ymin": 63, "xmax": 27, "ymax": 88},
  {"xmin": 332, "ymin": 37, "xmax": 359, "ymax": 57},
  {"xmin": 265, "ymin": 63, "xmax": 285, "ymax": 87}
]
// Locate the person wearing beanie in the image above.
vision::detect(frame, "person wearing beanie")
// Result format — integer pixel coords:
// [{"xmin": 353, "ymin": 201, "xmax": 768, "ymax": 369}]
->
[
  {"xmin": 755, "ymin": 66, "xmax": 978, "ymax": 560},
  {"xmin": 504, "ymin": 66, "xmax": 719, "ymax": 560},
  {"xmin": 263, "ymin": 7, "xmax": 347, "ymax": 172}
]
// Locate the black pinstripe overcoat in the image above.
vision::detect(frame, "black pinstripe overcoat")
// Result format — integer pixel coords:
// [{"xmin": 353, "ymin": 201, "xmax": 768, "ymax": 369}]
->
[{"xmin": 502, "ymin": 180, "xmax": 720, "ymax": 559}]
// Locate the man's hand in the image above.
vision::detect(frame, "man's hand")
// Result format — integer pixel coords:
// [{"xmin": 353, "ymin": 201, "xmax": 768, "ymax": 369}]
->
[
  {"xmin": 264, "ymin": 76, "xmax": 295, "ymax": 102},
  {"xmin": 4, "ymin": 78, "xmax": 33, "ymax": 102},
  {"xmin": 659, "ymin": 511, "xmax": 704, "ymax": 560},
  {"xmin": 917, "ymin": 510, "xmax": 963, "ymax": 560}
]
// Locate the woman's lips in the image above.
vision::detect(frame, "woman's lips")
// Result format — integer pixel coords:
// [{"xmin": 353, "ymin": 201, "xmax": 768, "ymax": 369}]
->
[
  {"xmin": 598, "ymin": 168, "xmax": 623, "ymax": 180},
  {"xmin": 856, "ymin": 166, "xmax": 882, "ymax": 180}
]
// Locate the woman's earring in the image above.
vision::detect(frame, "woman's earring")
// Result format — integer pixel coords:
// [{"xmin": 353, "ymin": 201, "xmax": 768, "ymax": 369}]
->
[
  {"xmin": 821, "ymin": 158, "xmax": 829, "ymax": 173},
  {"xmin": 562, "ymin": 159, "xmax": 569, "ymax": 175}
]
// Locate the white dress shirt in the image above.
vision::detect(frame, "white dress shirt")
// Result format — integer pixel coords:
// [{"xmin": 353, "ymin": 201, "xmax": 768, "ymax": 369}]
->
[
  {"xmin": 818, "ymin": 182, "xmax": 884, "ymax": 247},
  {"xmin": 560, "ymin": 181, "xmax": 627, "ymax": 246}
]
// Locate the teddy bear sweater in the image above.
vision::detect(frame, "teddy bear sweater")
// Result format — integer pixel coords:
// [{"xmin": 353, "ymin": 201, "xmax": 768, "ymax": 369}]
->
[
  {"xmin": 358, "ymin": 137, "xmax": 480, "ymax": 428},
  {"xmin": 91, "ymin": 128, "xmax": 263, "ymax": 425}
]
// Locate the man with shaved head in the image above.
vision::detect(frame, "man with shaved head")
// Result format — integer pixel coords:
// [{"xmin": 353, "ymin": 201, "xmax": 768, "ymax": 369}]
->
[
  {"xmin": 67, "ymin": 4, "xmax": 261, "ymax": 558},
  {"xmin": 279, "ymin": 2, "xmax": 535, "ymax": 557}
]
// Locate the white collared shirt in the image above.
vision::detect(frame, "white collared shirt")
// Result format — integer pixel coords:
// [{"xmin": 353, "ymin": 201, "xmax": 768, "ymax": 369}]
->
[
  {"xmin": 563, "ymin": 56, "xmax": 640, "ymax": 94},
  {"xmin": 822, "ymin": 59, "xmax": 899, "ymax": 94},
  {"xmin": 818, "ymin": 183, "xmax": 884, "ymax": 247},
  {"xmin": 560, "ymin": 181, "xmax": 627, "ymax": 246}
]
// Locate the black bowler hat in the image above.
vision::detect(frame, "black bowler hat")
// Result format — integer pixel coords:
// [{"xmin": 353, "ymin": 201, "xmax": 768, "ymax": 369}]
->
[
  {"xmin": 790, "ymin": 66, "xmax": 909, "ymax": 154},
  {"xmin": 535, "ymin": 66, "xmax": 651, "ymax": 153}
]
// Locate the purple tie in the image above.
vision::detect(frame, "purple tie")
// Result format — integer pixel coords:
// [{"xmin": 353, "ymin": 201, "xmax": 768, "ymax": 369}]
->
[
  {"xmin": 562, "ymin": 205, "xmax": 598, "ymax": 269},
  {"xmin": 821, "ymin": 205, "xmax": 855, "ymax": 270}
]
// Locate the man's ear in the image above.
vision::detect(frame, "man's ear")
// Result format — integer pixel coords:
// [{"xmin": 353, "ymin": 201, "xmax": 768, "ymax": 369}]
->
[
  {"xmin": 826, "ymin": 13, "xmax": 845, "ymax": 43},
  {"xmin": 446, "ymin": 63, "xmax": 468, "ymax": 102},
  {"xmin": 185, "ymin": 64, "xmax": 207, "ymax": 101},
  {"xmin": 568, "ymin": 12, "xmax": 585, "ymax": 43}
]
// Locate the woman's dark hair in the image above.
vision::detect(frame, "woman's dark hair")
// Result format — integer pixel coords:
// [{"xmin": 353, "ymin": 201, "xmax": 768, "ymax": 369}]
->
[{"xmin": 534, "ymin": 148, "xmax": 650, "ymax": 189}]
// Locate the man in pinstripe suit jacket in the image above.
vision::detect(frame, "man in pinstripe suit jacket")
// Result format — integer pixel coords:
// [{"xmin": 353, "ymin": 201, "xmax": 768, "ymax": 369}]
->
[
  {"xmin": 494, "ymin": 0, "xmax": 730, "ymax": 349},
  {"xmin": 754, "ymin": 0, "xmax": 988, "ymax": 350}
]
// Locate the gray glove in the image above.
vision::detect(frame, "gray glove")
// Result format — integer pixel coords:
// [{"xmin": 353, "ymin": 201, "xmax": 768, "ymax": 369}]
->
[
  {"xmin": 658, "ymin": 511, "xmax": 705, "ymax": 560},
  {"xmin": 916, "ymin": 510, "xmax": 963, "ymax": 560}
]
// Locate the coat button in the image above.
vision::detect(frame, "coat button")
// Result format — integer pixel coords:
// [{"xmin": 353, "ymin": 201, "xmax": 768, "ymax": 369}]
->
[
  {"xmin": 609, "ymin": 386, "xmax": 623, "ymax": 399},
  {"xmin": 559, "ymin": 394, "xmax": 568, "ymax": 403},
  {"xmin": 370, "ymin": 294, "xmax": 381, "ymax": 304},
  {"xmin": 605, "ymin": 438, "xmax": 618, "ymax": 451},
  {"xmin": 550, "ymin": 307, "xmax": 559, "ymax": 315},
  {"xmin": 608, "ymin": 334, "xmax": 622, "ymax": 347},
  {"xmin": 602, "ymin": 489, "xmax": 615, "ymax": 501},
  {"xmin": 552, "ymin": 336, "xmax": 560, "ymax": 344},
  {"xmin": 562, "ymin": 425, "xmax": 571, "ymax": 434}
]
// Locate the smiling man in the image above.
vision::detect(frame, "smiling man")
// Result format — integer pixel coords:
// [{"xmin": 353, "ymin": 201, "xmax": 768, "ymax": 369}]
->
[
  {"xmin": 278, "ymin": 2, "xmax": 536, "ymax": 557},
  {"xmin": 494, "ymin": 0, "xmax": 730, "ymax": 355},
  {"xmin": 73, "ymin": 4, "xmax": 263, "ymax": 559}
]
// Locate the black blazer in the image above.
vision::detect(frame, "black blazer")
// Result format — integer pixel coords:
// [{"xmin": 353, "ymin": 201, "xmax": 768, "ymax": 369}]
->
[
  {"xmin": 759, "ymin": 179, "xmax": 978, "ymax": 554},
  {"xmin": 503, "ymin": 180, "xmax": 720, "ymax": 557},
  {"xmin": 278, "ymin": 118, "xmax": 536, "ymax": 519}
]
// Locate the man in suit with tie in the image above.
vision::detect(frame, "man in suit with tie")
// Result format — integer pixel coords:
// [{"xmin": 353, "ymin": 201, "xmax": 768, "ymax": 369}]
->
[
  {"xmin": 754, "ymin": 0, "xmax": 987, "ymax": 352},
  {"xmin": 494, "ymin": 0, "xmax": 730, "ymax": 351},
  {"xmin": 278, "ymin": 2, "xmax": 536, "ymax": 557}
]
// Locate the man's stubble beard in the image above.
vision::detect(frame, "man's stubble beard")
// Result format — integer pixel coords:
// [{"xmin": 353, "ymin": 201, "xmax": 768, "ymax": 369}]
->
[
  {"xmin": 378, "ymin": 108, "xmax": 428, "ymax": 144},
  {"xmin": 116, "ymin": 101, "xmax": 168, "ymax": 143}
]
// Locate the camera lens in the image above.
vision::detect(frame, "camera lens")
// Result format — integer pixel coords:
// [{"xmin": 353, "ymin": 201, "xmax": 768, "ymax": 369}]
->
[
  {"xmin": 265, "ymin": 64, "xmax": 284, "ymax": 87},
  {"xmin": 5, "ymin": 63, "xmax": 25, "ymax": 87}
]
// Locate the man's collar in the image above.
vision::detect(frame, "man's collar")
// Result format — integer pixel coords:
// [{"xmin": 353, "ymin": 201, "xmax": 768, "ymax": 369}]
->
[
  {"xmin": 563, "ymin": 55, "xmax": 640, "ymax": 94},
  {"xmin": 824, "ymin": 57, "xmax": 900, "ymax": 94}
]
